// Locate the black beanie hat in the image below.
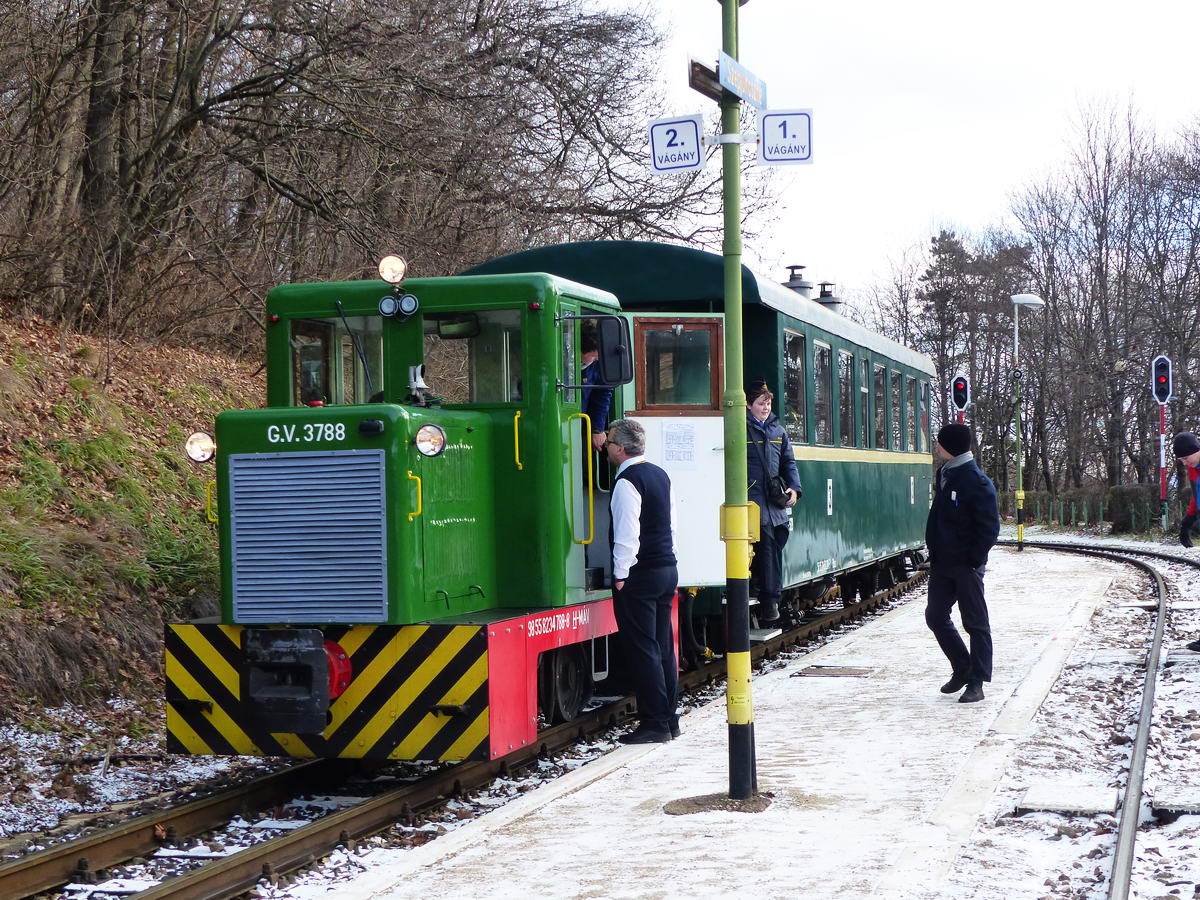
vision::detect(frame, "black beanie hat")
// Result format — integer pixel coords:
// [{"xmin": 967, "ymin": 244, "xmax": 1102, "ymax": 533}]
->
[
  {"xmin": 936, "ymin": 423, "xmax": 972, "ymax": 457},
  {"xmin": 1173, "ymin": 432, "xmax": 1200, "ymax": 458}
]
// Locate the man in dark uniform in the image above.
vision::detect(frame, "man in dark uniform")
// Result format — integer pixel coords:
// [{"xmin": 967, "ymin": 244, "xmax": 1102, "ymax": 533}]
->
[
  {"xmin": 581, "ymin": 325, "xmax": 613, "ymax": 452},
  {"xmin": 925, "ymin": 423, "xmax": 1000, "ymax": 704},
  {"xmin": 606, "ymin": 417, "xmax": 679, "ymax": 744}
]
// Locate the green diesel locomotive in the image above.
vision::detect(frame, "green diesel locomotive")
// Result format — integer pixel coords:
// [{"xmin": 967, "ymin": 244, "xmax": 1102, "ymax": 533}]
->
[{"xmin": 167, "ymin": 241, "xmax": 933, "ymax": 763}]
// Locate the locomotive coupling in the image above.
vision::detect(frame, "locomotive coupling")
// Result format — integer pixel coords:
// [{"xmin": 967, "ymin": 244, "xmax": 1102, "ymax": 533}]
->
[{"xmin": 242, "ymin": 629, "xmax": 332, "ymax": 735}]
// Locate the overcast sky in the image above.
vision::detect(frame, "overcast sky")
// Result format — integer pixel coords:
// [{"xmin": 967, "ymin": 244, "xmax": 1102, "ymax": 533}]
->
[{"xmin": 647, "ymin": 0, "xmax": 1200, "ymax": 299}]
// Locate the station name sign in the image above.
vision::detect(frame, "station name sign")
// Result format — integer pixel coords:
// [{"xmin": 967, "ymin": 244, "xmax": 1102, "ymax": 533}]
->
[{"xmin": 718, "ymin": 51, "xmax": 766, "ymax": 109}]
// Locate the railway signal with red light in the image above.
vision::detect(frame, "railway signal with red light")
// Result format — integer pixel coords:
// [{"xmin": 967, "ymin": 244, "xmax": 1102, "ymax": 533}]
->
[
  {"xmin": 1151, "ymin": 355, "xmax": 1172, "ymax": 405},
  {"xmin": 951, "ymin": 374, "xmax": 970, "ymax": 412}
]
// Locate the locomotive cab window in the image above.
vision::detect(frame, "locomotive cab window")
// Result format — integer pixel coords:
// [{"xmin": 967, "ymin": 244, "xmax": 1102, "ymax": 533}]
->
[
  {"xmin": 424, "ymin": 308, "xmax": 523, "ymax": 404},
  {"xmin": 633, "ymin": 318, "xmax": 721, "ymax": 412},
  {"xmin": 291, "ymin": 315, "xmax": 383, "ymax": 406}
]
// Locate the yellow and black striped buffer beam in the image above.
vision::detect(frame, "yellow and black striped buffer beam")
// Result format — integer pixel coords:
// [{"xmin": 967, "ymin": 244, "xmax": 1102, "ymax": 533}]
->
[{"xmin": 166, "ymin": 624, "xmax": 490, "ymax": 762}]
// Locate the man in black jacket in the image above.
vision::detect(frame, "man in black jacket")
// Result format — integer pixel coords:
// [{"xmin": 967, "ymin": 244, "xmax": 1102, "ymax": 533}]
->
[{"xmin": 925, "ymin": 423, "xmax": 1000, "ymax": 703}]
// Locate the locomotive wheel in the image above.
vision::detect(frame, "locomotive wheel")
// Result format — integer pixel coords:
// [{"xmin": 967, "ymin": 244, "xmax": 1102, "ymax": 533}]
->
[{"xmin": 545, "ymin": 644, "xmax": 591, "ymax": 724}]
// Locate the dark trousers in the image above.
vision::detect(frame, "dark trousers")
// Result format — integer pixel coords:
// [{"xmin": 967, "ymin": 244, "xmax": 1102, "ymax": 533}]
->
[
  {"xmin": 925, "ymin": 565, "xmax": 992, "ymax": 683},
  {"xmin": 750, "ymin": 524, "xmax": 790, "ymax": 601},
  {"xmin": 614, "ymin": 565, "xmax": 679, "ymax": 732}
]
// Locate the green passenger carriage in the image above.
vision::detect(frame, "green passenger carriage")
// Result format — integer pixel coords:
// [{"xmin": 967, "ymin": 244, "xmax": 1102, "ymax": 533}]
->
[{"xmin": 167, "ymin": 241, "xmax": 934, "ymax": 763}]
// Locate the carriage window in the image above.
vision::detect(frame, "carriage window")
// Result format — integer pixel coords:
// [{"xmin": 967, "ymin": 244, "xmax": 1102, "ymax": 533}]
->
[
  {"xmin": 424, "ymin": 308, "xmax": 522, "ymax": 404},
  {"xmin": 890, "ymin": 371, "xmax": 902, "ymax": 450},
  {"xmin": 291, "ymin": 316, "xmax": 383, "ymax": 406},
  {"xmin": 784, "ymin": 330, "xmax": 807, "ymax": 442},
  {"xmin": 838, "ymin": 351, "xmax": 855, "ymax": 447},
  {"xmin": 906, "ymin": 377, "xmax": 918, "ymax": 452},
  {"xmin": 874, "ymin": 364, "xmax": 887, "ymax": 448},
  {"xmin": 860, "ymin": 358, "xmax": 871, "ymax": 448},
  {"xmin": 920, "ymin": 381, "xmax": 930, "ymax": 452},
  {"xmin": 814, "ymin": 342, "xmax": 832, "ymax": 445},
  {"xmin": 634, "ymin": 318, "xmax": 721, "ymax": 410}
]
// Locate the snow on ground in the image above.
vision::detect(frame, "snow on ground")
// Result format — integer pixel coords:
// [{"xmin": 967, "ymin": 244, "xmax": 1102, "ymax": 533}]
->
[
  {"xmin": 282, "ymin": 541, "xmax": 1191, "ymax": 900},
  {"xmin": 0, "ymin": 700, "xmax": 273, "ymax": 848},
  {"xmin": 5, "ymin": 523, "xmax": 1200, "ymax": 900}
]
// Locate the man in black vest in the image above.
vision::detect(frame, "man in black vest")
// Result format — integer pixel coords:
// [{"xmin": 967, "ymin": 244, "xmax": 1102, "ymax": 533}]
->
[
  {"xmin": 925, "ymin": 423, "xmax": 1000, "ymax": 704},
  {"xmin": 606, "ymin": 417, "xmax": 679, "ymax": 744}
]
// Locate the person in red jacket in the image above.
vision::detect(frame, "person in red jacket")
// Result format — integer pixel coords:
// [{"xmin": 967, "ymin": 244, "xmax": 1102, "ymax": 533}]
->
[{"xmin": 1174, "ymin": 433, "xmax": 1200, "ymax": 652}]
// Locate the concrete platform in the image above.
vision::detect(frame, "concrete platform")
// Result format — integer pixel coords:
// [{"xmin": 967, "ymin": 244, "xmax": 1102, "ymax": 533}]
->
[{"xmin": 331, "ymin": 548, "xmax": 1122, "ymax": 900}]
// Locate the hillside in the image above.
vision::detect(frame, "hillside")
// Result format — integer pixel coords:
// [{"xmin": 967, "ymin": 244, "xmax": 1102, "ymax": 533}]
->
[{"xmin": 0, "ymin": 313, "xmax": 263, "ymax": 716}]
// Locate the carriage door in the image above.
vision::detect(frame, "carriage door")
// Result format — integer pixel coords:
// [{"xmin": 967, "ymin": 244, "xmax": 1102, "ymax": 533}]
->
[{"xmin": 629, "ymin": 315, "xmax": 726, "ymax": 588}]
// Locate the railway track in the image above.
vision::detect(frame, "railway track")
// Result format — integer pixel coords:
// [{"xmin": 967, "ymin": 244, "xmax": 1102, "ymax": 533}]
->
[
  {"xmin": 1, "ymin": 570, "xmax": 927, "ymax": 900},
  {"xmin": 997, "ymin": 539, "xmax": 1200, "ymax": 900}
]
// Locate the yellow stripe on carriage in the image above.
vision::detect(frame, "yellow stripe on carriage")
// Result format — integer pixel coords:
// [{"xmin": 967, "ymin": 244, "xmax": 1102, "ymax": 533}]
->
[{"xmin": 792, "ymin": 445, "xmax": 933, "ymax": 464}]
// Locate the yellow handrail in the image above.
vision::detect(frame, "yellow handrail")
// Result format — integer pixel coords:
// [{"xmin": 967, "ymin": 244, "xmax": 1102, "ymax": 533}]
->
[
  {"xmin": 407, "ymin": 470, "xmax": 422, "ymax": 521},
  {"xmin": 568, "ymin": 413, "xmax": 595, "ymax": 544},
  {"xmin": 205, "ymin": 480, "xmax": 218, "ymax": 523},
  {"xmin": 513, "ymin": 411, "xmax": 523, "ymax": 470}
]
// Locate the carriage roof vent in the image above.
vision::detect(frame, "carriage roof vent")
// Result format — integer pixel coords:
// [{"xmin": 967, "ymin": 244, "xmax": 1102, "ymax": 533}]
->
[
  {"xmin": 816, "ymin": 281, "xmax": 844, "ymax": 315},
  {"xmin": 783, "ymin": 265, "xmax": 813, "ymax": 299}
]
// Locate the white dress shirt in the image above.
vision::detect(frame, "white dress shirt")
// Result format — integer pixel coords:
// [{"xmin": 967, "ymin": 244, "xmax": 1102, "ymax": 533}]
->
[{"xmin": 611, "ymin": 457, "xmax": 678, "ymax": 581}]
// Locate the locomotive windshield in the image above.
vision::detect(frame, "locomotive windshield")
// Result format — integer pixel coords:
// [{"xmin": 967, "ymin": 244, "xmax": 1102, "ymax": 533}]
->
[
  {"xmin": 291, "ymin": 316, "xmax": 383, "ymax": 405},
  {"xmin": 423, "ymin": 308, "xmax": 522, "ymax": 404}
]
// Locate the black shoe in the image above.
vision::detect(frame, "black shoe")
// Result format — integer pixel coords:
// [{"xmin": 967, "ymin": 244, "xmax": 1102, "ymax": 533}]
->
[
  {"xmin": 669, "ymin": 717, "xmax": 681, "ymax": 739},
  {"xmin": 940, "ymin": 675, "xmax": 969, "ymax": 694},
  {"xmin": 618, "ymin": 726, "xmax": 672, "ymax": 745},
  {"xmin": 1187, "ymin": 640, "xmax": 1200, "ymax": 652},
  {"xmin": 757, "ymin": 600, "xmax": 780, "ymax": 624},
  {"xmin": 958, "ymin": 682, "xmax": 985, "ymax": 703}
]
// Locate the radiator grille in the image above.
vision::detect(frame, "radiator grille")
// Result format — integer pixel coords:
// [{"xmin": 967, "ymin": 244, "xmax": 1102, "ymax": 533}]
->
[{"xmin": 229, "ymin": 450, "xmax": 387, "ymax": 623}]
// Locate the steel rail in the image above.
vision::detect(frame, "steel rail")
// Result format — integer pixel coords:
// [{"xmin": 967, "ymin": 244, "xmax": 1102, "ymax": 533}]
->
[
  {"xmin": 2, "ymin": 572, "xmax": 928, "ymax": 900},
  {"xmin": 997, "ymin": 539, "xmax": 1192, "ymax": 900},
  {"xmin": 0, "ymin": 761, "xmax": 337, "ymax": 899}
]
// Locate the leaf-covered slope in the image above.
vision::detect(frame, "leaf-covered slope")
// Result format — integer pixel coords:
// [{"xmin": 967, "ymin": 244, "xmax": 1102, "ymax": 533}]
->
[{"xmin": 0, "ymin": 316, "xmax": 262, "ymax": 711}]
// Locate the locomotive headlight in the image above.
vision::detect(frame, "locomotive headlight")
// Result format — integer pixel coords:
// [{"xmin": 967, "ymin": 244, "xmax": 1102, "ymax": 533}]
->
[
  {"xmin": 415, "ymin": 424, "xmax": 447, "ymax": 457},
  {"xmin": 378, "ymin": 255, "xmax": 408, "ymax": 284},
  {"xmin": 185, "ymin": 431, "xmax": 217, "ymax": 463}
]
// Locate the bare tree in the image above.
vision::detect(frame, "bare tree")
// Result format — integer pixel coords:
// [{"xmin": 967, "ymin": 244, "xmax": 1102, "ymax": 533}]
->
[{"xmin": 0, "ymin": 0, "xmax": 765, "ymax": 346}]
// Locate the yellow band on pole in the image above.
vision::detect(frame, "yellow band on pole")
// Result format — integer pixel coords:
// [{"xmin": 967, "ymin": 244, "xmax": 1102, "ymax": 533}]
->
[
  {"xmin": 726, "ymin": 650, "xmax": 753, "ymax": 725},
  {"xmin": 719, "ymin": 504, "xmax": 754, "ymax": 579}
]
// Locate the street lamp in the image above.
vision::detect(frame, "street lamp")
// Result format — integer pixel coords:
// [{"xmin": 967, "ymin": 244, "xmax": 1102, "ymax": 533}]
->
[{"xmin": 1011, "ymin": 293, "xmax": 1046, "ymax": 549}]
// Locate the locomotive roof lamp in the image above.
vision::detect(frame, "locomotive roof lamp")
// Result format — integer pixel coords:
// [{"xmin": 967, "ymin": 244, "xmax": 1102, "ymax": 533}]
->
[{"xmin": 1011, "ymin": 293, "xmax": 1046, "ymax": 550}]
